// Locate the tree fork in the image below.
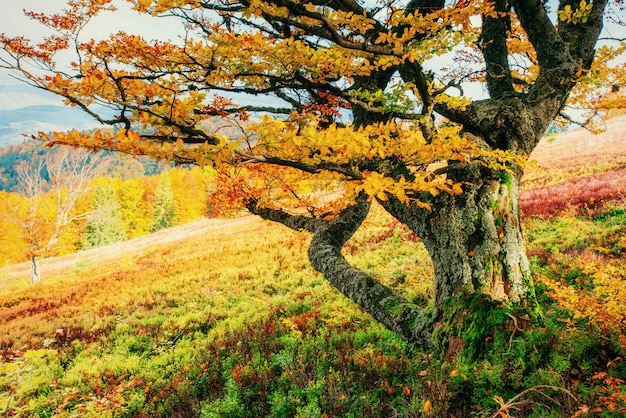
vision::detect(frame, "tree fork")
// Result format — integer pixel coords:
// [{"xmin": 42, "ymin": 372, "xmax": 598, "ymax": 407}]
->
[
  {"xmin": 307, "ymin": 197, "xmax": 433, "ymax": 347},
  {"xmin": 247, "ymin": 197, "xmax": 434, "ymax": 348}
]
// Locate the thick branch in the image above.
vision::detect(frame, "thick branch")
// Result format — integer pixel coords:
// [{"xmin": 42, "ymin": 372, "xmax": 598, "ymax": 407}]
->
[
  {"xmin": 248, "ymin": 196, "xmax": 433, "ymax": 347},
  {"xmin": 435, "ymin": 97, "xmax": 542, "ymax": 153},
  {"xmin": 480, "ymin": 0, "xmax": 515, "ymax": 99},
  {"xmin": 245, "ymin": 200, "xmax": 323, "ymax": 232},
  {"xmin": 194, "ymin": 105, "xmax": 292, "ymax": 116},
  {"xmin": 511, "ymin": 0, "xmax": 570, "ymax": 71},
  {"xmin": 307, "ymin": 198, "xmax": 433, "ymax": 347},
  {"xmin": 558, "ymin": 0, "xmax": 609, "ymax": 66}
]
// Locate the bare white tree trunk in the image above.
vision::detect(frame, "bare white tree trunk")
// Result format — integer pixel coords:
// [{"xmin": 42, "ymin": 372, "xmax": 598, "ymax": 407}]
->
[
  {"xmin": 14, "ymin": 146, "xmax": 105, "ymax": 283},
  {"xmin": 30, "ymin": 254, "xmax": 41, "ymax": 284}
]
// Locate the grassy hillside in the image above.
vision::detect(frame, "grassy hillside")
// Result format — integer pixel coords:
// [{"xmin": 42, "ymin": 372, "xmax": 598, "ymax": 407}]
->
[
  {"xmin": 521, "ymin": 116, "xmax": 626, "ymax": 216},
  {"xmin": 1, "ymin": 119, "xmax": 626, "ymax": 417},
  {"xmin": 1, "ymin": 209, "xmax": 439, "ymax": 417}
]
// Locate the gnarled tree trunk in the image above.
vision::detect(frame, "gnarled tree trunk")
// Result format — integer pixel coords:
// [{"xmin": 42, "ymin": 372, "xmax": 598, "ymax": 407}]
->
[
  {"xmin": 306, "ymin": 197, "xmax": 433, "ymax": 348},
  {"xmin": 384, "ymin": 165, "xmax": 537, "ymax": 313},
  {"xmin": 381, "ymin": 163, "xmax": 540, "ymax": 357},
  {"xmin": 247, "ymin": 197, "xmax": 434, "ymax": 348},
  {"xmin": 248, "ymin": 164, "xmax": 539, "ymax": 358}
]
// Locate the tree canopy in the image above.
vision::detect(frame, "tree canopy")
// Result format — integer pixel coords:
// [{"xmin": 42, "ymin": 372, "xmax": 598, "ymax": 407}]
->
[
  {"xmin": 1, "ymin": 0, "xmax": 624, "ymax": 350},
  {"xmin": 1, "ymin": 1, "xmax": 621, "ymax": 204}
]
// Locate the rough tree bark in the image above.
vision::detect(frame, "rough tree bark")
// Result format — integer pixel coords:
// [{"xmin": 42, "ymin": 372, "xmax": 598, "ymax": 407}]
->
[
  {"xmin": 306, "ymin": 197, "xmax": 433, "ymax": 348},
  {"xmin": 393, "ymin": 167, "xmax": 534, "ymax": 311},
  {"xmin": 380, "ymin": 163, "xmax": 541, "ymax": 357},
  {"xmin": 249, "ymin": 0, "xmax": 609, "ymax": 356}
]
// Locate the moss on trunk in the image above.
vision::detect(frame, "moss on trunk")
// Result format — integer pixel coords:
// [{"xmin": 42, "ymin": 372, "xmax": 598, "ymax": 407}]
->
[{"xmin": 433, "ymin": 292, "xmax": 515, "ymax": 361}]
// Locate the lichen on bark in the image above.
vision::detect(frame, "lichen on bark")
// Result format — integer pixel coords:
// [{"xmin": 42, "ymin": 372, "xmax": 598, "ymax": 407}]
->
[{"xmin": 249, "ymin": 162, "xmax": 541, "ymax": 355}]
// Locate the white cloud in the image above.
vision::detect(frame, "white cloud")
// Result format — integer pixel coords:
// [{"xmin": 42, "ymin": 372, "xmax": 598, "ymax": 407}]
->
[{"xmin": 0, "ymin": 84, "xmax": 61, "ymax": 110}]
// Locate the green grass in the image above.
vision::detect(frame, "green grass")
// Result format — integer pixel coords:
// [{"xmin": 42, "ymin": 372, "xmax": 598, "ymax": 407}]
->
[
  {"xmin": 0, "ymin": 212, "xmax": 434, "ymax": 417},
  {"xmin": 1, "ymin": 202, "xmax": 625, "ymax": 417}
]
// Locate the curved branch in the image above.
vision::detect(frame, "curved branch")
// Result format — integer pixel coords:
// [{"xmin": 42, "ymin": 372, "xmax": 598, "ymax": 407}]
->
[
  {"xmin": 235, "ymin": 150, "xmax": 364, "ymax": 179},
  {"xmin": 195, "ymin": 105, "xmax": 293, "ymax": 116},
  {"xmin": 225, "ymin": 0, "xmax": 400, "ymax": 57},
  {"xmin": 245, "ymin": 200, "xmax": 323, "ymax": 232},
  {"xmin": 248, "ymin": 196, "xmax": 434, "ymax": 347},
  {"xmin": 557, "ymin": 108, "xmax": 601, "ymax": 131},
  {"xmin": 307, "ymin": 197, "xmax": 434, "ymax": 347}
]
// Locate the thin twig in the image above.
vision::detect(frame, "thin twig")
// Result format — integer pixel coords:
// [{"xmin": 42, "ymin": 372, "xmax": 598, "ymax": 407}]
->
[{"xmin": 490, "ymin": 385, "xmax": 578, "ymax": 418}]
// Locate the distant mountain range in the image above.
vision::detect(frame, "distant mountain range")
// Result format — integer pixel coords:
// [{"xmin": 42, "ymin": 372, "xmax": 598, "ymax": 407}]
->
[{"xmin": 0, "ymin": 84, "xmax": 99, "ymax": 147}]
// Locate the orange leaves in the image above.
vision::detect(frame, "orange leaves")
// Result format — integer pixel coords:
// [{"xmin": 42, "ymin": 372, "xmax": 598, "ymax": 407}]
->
[
  {"xmin": 25, "ymin": 0, "xmax": 116, "ymax": 33},
  {"xmin": 0, "ymin": 35, "xmax": 58, "ymax": 64},
  {"xmin": 423, "ymin": 399, "xmax": 434, "ymax": 415},
  {"xmin": 135, "ymin": 0, "xmax": 154, "ymax": 12},
  {"xmin": 5, "ymin": 0, "xmax": 619, "ymax": 228},
  {"xmin": 330, "ymin": 8, "xmax": 376, "ymax": 36},
  {"xmin": 364, "ymin": 0, "xmax": 488, "ymax": 65},
  {"xmin": 38, "ymin": 98, "xmax": 520, "ymax": 220},
  {"xmin": 201, "ymin": 95, "xmax": 236, "ymax": 117},
  {"xmin": 0, "ymin": 192, "xmax": 30, "ymax": 265},
  {"xmin": 133, "ymin": 0, "xmax": 202, "ymax": 15},
  {"xmin": 567, "ymin": 42, "xmax": 626, "ymax": 120},
  {"xmin": 538, "ymin": 260, "xmax": 626, "ymax": 337}
]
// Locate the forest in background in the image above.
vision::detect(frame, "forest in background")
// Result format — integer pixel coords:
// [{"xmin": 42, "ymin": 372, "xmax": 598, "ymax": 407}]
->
[
  {"xmin": 0, "ymin": 140, "xmax": 217, "ymax": 267},
  {"xmin": 0, "ymin": 140, "xmax": 165, "ymax": 192},
  {"xmin": 0, "ymin": 115, "xmax": 251, "ymax": 267}
]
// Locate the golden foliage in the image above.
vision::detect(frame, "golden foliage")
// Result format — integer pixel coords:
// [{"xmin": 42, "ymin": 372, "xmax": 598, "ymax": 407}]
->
[
  {"xmin": 538, "ymin": 260, "xmax": 626, "ymax": 343},
  {"xmin": 0, "ymin": 0, "xmax": 622, "ymax": 219}
]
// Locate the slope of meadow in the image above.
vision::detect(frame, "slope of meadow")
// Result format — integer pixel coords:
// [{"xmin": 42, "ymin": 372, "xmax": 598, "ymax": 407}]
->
[
  {"xmin": 521, "ymin": 116, "xmax": 626, "ymax": 216},
  {"xmin": 1, "ymin": 209, "xmax": 439, "ymax": 417},
  {"xmin": 1, "ymin": 118, "xmax": 625, "ymax": 417}
]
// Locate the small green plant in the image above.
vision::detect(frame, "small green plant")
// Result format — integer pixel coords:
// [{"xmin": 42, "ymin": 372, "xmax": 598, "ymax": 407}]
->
[{"xmin": 0, "ymin": 348, "xmax": 55, "ymax": 416}]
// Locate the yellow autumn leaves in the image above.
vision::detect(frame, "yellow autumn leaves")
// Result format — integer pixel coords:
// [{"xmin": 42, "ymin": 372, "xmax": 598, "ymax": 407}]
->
[
  {"xmin": 234, "ymin": 116, "xmax": 508, "ymax": 209},
  {"xmin": 557, "ymin": 0, "xmax": 594, "ymax": 24},
  {"xmin": 44, "ymin": 107, "xmax": 526, "ymax": 213},
  {"xmin": 134, "ymin": 0, "xmax": 202, "ymax": 14},
  {"xmin": 6, "ymin": 0, "xmax": 542, "ymax": 219}
]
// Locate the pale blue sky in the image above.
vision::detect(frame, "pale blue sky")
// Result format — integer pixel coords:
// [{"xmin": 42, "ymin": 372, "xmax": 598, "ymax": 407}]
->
[
  {"xmin": 1, "ymin": 0, "xmax": 174, "ymax": 40},
  {"xmin": 0, "ymin": 0, "xmax": 180, "ymax": 85},
  {"xmin": 0, "ymin": 1, "xmax": 623, "ymax": 108}
]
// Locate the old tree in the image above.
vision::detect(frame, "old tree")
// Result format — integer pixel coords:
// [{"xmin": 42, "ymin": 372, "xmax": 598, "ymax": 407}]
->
[{"xmin": 1, "ymin": 0, "xmax": 624, "ymax": 354}]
